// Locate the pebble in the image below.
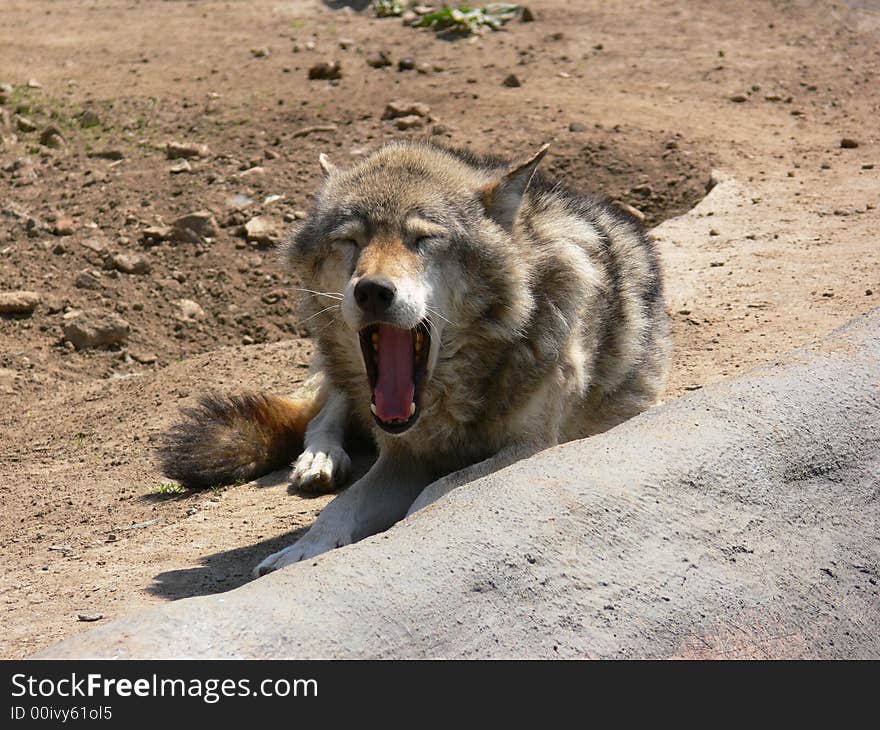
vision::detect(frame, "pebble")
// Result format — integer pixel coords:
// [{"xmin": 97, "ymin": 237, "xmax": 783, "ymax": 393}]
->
[
  {"xmin": 166, "ymin": 141, "xmax": 210, "ymax": 159},
  {"xmin": 569, "ymin": 122, "xmax": 587, "ymax": 133},
  {"xmin": 366, "ymin": 51, "xmax": 392, "ymax": 68},
  {"xmin": 77, "ymin": 613, "xmax": 104, "ymax": 623},
  {"xmin": 171, "ymin": 210, "xmax": 218, "ymax": 243},
  {"xmin": 338, "ymin": 38, "xmax": 355, "ymax": 50},
  {"xmin": 0, "ymin": 290, "xmax": 41, "ymax": 314},
  {"xmin": 169, "ymin": 159, "xmax": 192, "ymax": 174},
  {"xmin": 39, "ymin": 125, "xmax": 65, "ymax": 148},
  {"xmin": 244, "ymin": 216, "xmax": 282, "ymax": 246},
  {"xmin": 611, "ymin": 200, "xmax": 645, "ymax": 222},
  {"xmin": 14, "ymin": 115, "xmax": 37, "ymax": 132},
  {"xmin": 75, "ymin": 270, "xmax": 103, "ymax": 290},
  {"xmin": 521, "ymin": 6, "xmax": 536, "ymax": 22},
  {"xmin": 53, "ymin": 217, "xmax": 76, "ymax": 236},
  {"xmin": 382, "ymin": 99, "xmax": 431, "ymax": 119},
  {"xmin": 109, "ymin": 253, "xmax": 151, "ymax": 275},
  {"xmin": 308, "ymin": 61, "xmax": 342, "ymax": 80},
  {"xmin": 130, "ymin": 350, "xmax": 157, "ymax": 365},
  {"xmin": 140, "ymin": 225, "xmax": 172, "ymax": 245},
  {"xmin": 398, "ymin": 57, "xmax": 417, "ymax": 71},
  {"xmin": 176, "ymin": 299, "xmax": 206, "ymax": 322},
  {"xmin": 502, "ymin": 74, "xmax": 522, "ymax": 88},
  {"xmin": 87, "ymin": 149, "xmax": 124, "ymax": 161},
  {"xmin": 840, "ymin": 138, "xmax": 859, "ymax": 149},
  {"xmin": 63, "ymin": 310, "xmax": 130, "ymax": 349},
  {"xmin": 395, "ymin": 115, "xmax": 424, "ymax": 130},
  {"xmin": 78, "ymin": 110, "xmax": 101, "ymax": 128},
  {"xmin": 729, "ymin": 93, "xmax": 748, "ymax": 103},
  {"xmin": 250, "ymin": 47, "xmax": 270, "ymax": 58}
]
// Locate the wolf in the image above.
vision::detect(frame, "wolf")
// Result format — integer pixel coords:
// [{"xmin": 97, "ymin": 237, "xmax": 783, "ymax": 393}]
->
[{"xmin": 159, "ymin": 140, "xmax": 671, "ymax": 576}]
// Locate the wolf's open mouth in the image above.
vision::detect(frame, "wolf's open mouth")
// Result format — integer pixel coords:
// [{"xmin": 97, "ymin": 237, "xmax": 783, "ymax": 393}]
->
[{"xmin": 358, "ymin": 321, "xmax": 431, "ymax": 434}]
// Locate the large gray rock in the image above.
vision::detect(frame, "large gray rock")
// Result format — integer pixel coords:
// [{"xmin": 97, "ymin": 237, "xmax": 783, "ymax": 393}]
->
[{"xmin": 40, "ymin": 309, "xmax": 880, "ymax": 659}]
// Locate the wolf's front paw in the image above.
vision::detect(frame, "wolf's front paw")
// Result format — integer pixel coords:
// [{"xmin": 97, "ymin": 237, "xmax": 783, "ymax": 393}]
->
[
  {"xmin": 253, "ymin": 531, "xmax": 352, "ymax": 577},
  {"xmin": 290, "ymin": 444, "xmax": 351, "ymax": 493}
]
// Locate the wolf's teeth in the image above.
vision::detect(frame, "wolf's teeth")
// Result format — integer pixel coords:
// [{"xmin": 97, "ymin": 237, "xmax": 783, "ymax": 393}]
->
[
  {"xmin": 409, "ymin": 402, "xmax": 416, "ymax": 416},
  {"xmin": 370, "ymin": 403, "xmax": 378, "ymax": 415}
]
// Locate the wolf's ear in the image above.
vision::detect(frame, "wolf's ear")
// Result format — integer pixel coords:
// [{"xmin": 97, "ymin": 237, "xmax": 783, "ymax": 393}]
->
[
  {"xmin": 479, "ymin": 144, "xmax": 549, "ymax": 231},
  {"xmin": 318, "ymin": 153, "xmax": 337, "ymax": 178}
]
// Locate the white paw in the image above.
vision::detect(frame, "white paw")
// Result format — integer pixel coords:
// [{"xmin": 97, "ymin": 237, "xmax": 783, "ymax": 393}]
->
[
  {"xmin": 253, "ymin": 530, "xmax": 352, "ymax": 577},
  {"xmin": 290, "ymin": 444, "xmax": 351, "ymax": 493}
]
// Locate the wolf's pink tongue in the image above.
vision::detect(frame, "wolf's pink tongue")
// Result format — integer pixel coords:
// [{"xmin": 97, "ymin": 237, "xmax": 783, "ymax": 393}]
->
[{"xmin": 374, "ymin": 324, "xmax": 415, "ymax": 422}]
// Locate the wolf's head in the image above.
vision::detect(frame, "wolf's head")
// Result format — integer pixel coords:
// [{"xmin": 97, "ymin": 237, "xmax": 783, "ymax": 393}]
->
[{"xmin": 284, "ymin": 141, "xmax": 548, "ymax": 435}]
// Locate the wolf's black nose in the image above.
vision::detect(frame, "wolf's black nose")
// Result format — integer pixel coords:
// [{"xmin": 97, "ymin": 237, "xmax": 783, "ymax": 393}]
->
[{"xmin": 354, "ymin": 276, "xmax": 397, "ymax": 315}]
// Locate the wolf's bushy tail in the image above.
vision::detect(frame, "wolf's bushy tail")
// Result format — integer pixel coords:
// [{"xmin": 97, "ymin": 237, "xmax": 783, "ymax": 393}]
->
[{"xmin": 157, "ymin": 391, "xmax": 322, "ymax": 489}]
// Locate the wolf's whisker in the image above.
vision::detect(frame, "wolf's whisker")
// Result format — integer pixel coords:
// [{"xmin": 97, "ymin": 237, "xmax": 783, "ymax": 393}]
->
[
  {"xmin": 292, "ymin": 287, "xmax": 344, "ymax": 301},
  {"xmin": 426, "ymin": 306, "xmax": 457, "ymax": 328},
  {"xmin": 298, "ymin": 304, "xmax": 341, "ymax": 326}
]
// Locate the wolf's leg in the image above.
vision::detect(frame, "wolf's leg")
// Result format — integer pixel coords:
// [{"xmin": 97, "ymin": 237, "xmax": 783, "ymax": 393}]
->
[
  {"xmin": 406, "ymin": 442, "xmax": 546, "ymax": 517},
  {"xmin": 255, "ymin": 454, "xmax": 431, "ymax": 575},
  {"xmin": 290, "ymin": 387, "xmax": 351, "ymax": 493}
]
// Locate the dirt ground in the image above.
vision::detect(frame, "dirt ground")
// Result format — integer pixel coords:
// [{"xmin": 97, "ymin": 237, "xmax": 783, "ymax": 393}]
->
[{"xmin": 1, "ymin": 0, "xmax": 878, "ymax": 659}]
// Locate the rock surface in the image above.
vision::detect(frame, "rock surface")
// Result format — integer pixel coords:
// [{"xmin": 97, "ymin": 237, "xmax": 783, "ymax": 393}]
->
[
  {"xmin": 62, "ymin": 310, "xmax": 130, "ymax": 349},
  {"xmin": 39, "ymin": 309, "xmax": 880, "ymax": 658}
]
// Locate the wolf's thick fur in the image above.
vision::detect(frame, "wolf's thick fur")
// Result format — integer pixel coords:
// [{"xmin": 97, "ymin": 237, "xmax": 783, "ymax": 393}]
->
[{"xmin": 159, "ymin": 140, "xmax": 671, "ymax": 575}]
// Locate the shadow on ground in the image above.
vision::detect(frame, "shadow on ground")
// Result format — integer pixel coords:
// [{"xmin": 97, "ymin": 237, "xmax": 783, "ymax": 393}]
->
[{"xmin": 147, "ymin": 527, "xmax": 308, "ymax": 601}]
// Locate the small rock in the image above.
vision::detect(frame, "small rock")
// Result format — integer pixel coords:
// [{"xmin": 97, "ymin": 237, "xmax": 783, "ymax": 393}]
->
[
  {"xmin": 78, "ymin": 110, "xmax": 101, "ymax": 128},
  {"xmin": 53, "ymin": 217, "xmax": 76, "ymax": 236},
  {"xmin": 244, "ymin": 216, "xmax": 282, "ymax": 246},
  {"xmin": 171, "ymin": 210, "xmax": 218, "ymax": 243},
  {"xmin": 27, "ymin": 79, "xmax": 42, "ymax": 88},
  {"xmin": 366, "ymin": 51, "xmax": 392, "ymax": 68},
  {"xmin": 840, "ymin": 138, "xmax": 859, "ymax": 149},
  {"xmin": 569, "ymin": 122, "xmax": 586, "ymax": 133},
  {"xmin": 729, "ymin": 93, "xmax": 748, "ymax": 103},
  {"xmin": 130, "ymin": 350, "xmax": 157, "ymax": 365},
  {"xmin": 77, "ymin": 613, "xmax": 104, "ymax": 623},
  {"xmin": 308, "ymin": 61, "xmax": 342, "ymax": 80},
  {"xmin": 394, "ymin": 115, "xmax": 424, "ymax": 130},
  {"xmin": 521, "ymin": 6, "xmax": 536, "ymax": 22},
  {"xmin": 611, "ymin": 200, "xmax": 645, "ymax": 222},
  {"xmin": 401, "ymin": 11, "xmax": 418, "ymax": 26},
  {"xmin": 63, "ymin": 310, "xmax": 130, "ymax": 349},
  {"xmin": 87, "ymin": 149, "xmax": 124, "ymax": 161},
  {"xmin": 140, "ymin": 225, "xmax": 172, "ymax": 245},
  {"xmin": 398, "ymin": 57, "xmax": 417, "ymax": 71},
  {"xmin": 14, "ymin": 115, "xmax": 37, "ymax": 133},
  {"xmin": 0, "ymin": 290, "xmax": 41, "ymax": 314},
  {"xmin": 110, "ymin": 253, "xmax": 151, "ymax": 275},
  {"xmin": 250, "ymin": 47, "xmax": 270, "ymax": 58},
  {"xmin": 502, "ymin": 74, "xmax": 522, "ymax": 88},
  {"xmin": 39, "ymin": 125, "xmax": 65, "ymax": 148},
  {"xmin": 169, "ymin": 159, "xmax": 192, "ymax": 174},
  {"xmin": 176, "ymin": 299, "xmax": 206, "ymax": 322},
  {"xmin": 383, "ymin": 99, "xmax": 431, "ymax": 119},
  {"xmin": 338, "ymin": 38, "xmax": 355, "ymax": 50},
  {"xmin": 166, "ymin": 141, "xmax": 210, "ymax": 159},
  {"xmin": 416, "ymin": 63, "xmax": 432, "ymax": 75},
  {"xmin": 366, "ymin": 50, "xmax": 393, "ymax": 69},
  {"xmin": 75, "ymin": 270, "xmax": 103, "ymax": 290}
]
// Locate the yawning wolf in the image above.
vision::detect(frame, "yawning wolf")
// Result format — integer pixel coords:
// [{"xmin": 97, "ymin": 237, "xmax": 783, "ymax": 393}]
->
[{"xmin": 159, "ymin": 140, "xmax": 671, "ymax": 575}]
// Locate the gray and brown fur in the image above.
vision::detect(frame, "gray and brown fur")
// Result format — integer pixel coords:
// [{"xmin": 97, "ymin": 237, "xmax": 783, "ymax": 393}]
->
[{"xmin": 159, "ymin": 140, "xmax": 671, "ymax": 574}]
